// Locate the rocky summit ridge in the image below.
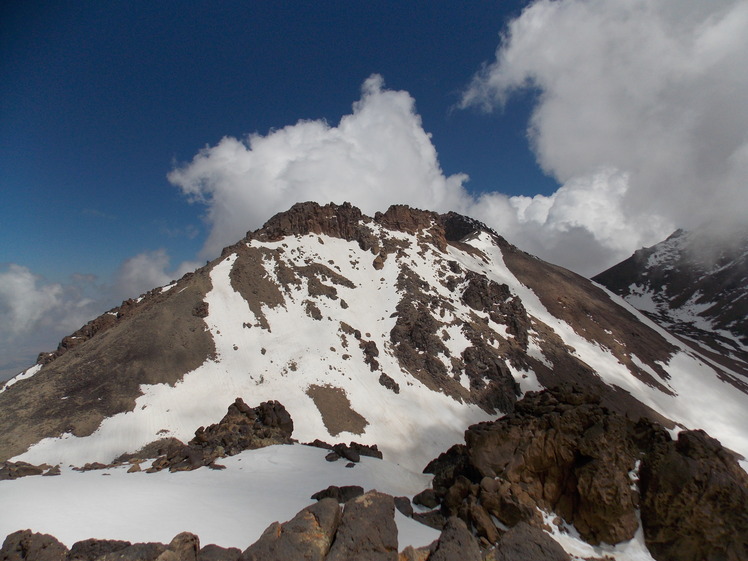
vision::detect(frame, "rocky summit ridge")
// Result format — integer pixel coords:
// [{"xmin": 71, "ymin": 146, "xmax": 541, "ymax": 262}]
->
[
  {"xmin": 594, "ymin": 226, "xmax": 748, "ymax": 375},
  {"xmin": 1, "ymin": 202, "xmax": 748, "ymax": 560}
]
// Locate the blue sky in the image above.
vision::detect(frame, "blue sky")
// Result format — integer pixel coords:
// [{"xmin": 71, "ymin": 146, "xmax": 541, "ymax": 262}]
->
[
  {"xmin": 2, "ymin": 1, "xmax": 551, "ymax": 282},
  {"xmin": 2, "ymin": 1, "xmax": 747, "ymax": 378}
]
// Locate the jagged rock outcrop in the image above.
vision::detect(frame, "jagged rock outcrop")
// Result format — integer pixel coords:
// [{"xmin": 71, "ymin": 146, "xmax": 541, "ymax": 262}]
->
[
  {"xmin": 148, "ymin": 399, "xmax": 293, "ymax": 472},
  {"xmin": 0, "ymin": 530, "xmax": 68, "ymax": 561},
  {"xmin": 639, "ymin": 428, "xmax": 748, "ymax": 561},
  {"xmin": 240, "ymin": 498, "xmax": 341, "ymax": 561},
  {"xmin": 311, "ymin": 485, "xmax": 365, "ymax": 503},
  {"xmin": 428, "ymin": 517, "xmax": 481, "ymax": 561},
  {"xmin": 67, "ymin": 539, "xmax": 132, "ymax": 561},
  {"xmin": 425, "ymin": 386, "xmax": 640, "ymax": 545},
  {"xmin": 326, "ymin": 491, "xmax": 399, "ymax": 561},
  {"xmin": 419, "ymin": 386, "xmax": 748, "ymax": 560},
  {"xmin": 485, "ymin": 523, "xmax": 569, "ymax": 561}
]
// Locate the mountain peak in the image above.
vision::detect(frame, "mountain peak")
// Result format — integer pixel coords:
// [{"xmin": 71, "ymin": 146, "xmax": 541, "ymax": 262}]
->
[{"xmin": 2, "ymin": 203, "xmax": 748, "ymax": 477}]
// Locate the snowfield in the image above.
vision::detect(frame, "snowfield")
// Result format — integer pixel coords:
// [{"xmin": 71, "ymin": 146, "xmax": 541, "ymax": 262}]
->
[
  {"xmin": 3, "ymin": 215, "xmax": 747, "ymax": 560},
  {"xmin": 1, "ymin": 445, "xmax": 438, "ymax": 550}
]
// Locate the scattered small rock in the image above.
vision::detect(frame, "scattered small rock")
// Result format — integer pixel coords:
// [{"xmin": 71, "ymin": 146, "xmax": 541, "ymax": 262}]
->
[
  {"xmin": 311, "ymin": 485, "xmax": 365, "ymax": 503},
  {"xmin": 413, "ymin": 489, "xmax": 440, "ymax": 509},
  {"xmin": 394, "ymin": 496, "xmax": 414, "ymax": 517}
]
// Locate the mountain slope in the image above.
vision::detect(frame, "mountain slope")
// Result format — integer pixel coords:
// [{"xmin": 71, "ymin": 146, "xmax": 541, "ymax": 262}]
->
[
  {"xmin": 2, "ymin": 202, "xmax": 747, "ymax": 471},
  {"xmin": 593, "ymin": 226, "xmax": 748, "ymax": 378}
]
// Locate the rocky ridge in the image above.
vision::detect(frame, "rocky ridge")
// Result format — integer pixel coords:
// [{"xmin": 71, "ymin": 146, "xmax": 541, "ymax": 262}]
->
[
  {"xmin": 3, "ymin": 202, "xmax": 748, "ymax": 560},
  {"xmin": 594, "ymin": 227, "xmax": 748, "ymax": 379},
  {"xmin": 416, "ymin": 386, "xmax": 748, "ymax": 561},
  {"xmin": 4, "ymin": 388, "xmax": 746, "ymax": 561},
  {"xmin": 1, "ymin": 201, "xmax": 711, "ymax": 466}
]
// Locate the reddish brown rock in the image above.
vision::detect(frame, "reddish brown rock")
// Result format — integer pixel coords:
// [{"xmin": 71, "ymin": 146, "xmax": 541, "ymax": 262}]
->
[
  {"xmin": 487, "ymin": 522, "xmax": 570, "ymax": 561},
  {"xmin": 326, "ymin": 491, "xmax": 398, "ymax": 561},
  {"xmin": 639, "ymin": 429, "xmax": 748, "ymax": 561},
  {"xmin": 149, "ymin": 398, "xmax": 293, "ymax": 473},
  {"xmin": 428, "ymin": 517, "xmax": 481, "ymax": 561},
  {"xmin": 0, "ymin": 530, "xmax": 68, "ymax": 561},
  {"xmin": 240, "ymin": 498, "xmax": 341, "ymax": 561},
  {"xmin": 68, "ymin": 539, "xmax": 131, "ymax": 561}
]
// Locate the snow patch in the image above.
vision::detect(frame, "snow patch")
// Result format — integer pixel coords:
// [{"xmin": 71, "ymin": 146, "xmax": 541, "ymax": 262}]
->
[
  {"xmin": 0, "ymin": 444, "xmax": 437, "ymax": 549},
  {"xmin": 542, "ymin": 510, "xmax": 656, "ymax": 561},
  {"xmin": 0, "ymin": 363, "xmax": 42, "ymax": 394}
]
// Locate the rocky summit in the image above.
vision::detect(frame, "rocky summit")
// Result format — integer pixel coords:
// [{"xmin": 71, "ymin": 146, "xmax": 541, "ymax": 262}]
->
[
  {"xmin": 1, "ymin": 202, "xmax": 747, "ymax": 560},
  {"xmin": 594, "ymin": 226, "xmax": 748, "ymax": 377}
]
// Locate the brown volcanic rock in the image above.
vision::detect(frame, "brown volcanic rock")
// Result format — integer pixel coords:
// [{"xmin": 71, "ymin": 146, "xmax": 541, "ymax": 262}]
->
[
  {"xmin": 422, "ymin": 386, "xmax": 748, "ymax": 556},
  {"xmin": 0, "ymin": 461, "xmax": 47, "ymax": 481},
  {"xmin": 487, "ymin": 522, "xmax": 570, "ymax": 561},
  {"xmin": 197, "ymin": 545, "xmax": 241, "ymax": 561},
  {"xmin": 0, "ymin": 530, "xmax": 68, "ymax": 561},
  {"xmin": 68, "ymin": 539, "xmax": 131, "ymax": 561},
  {"xmin": 150, "ymin": 398, "xmax": 293, "ymax": 472},
  {"xmin": 240, "ymin": 498, "xmax": 341, "ymax": 561},
  {"xmin": 251, "ymin": 201, "xmax": 380, "ymax": 253},
  {"xmin": 0, "ymin": 268, "xmax": 215, "ymax": 463},
  {"xmin": 429, "ymin": 387, "xmax": 640, "ymax": 545},
  {"xmin": 639, "ymin": 429, "xmax": 748, "ymax": 561},
  {"xmin": 428, "ymin": 517, "xmax": 481, "ymax": 561},
  {"xmin": 155, "ymin": 532, "xmax": 200, "ymax": 561},
  {"xmin": 326, "ymin": 491, "xmax": 399, "ymax": 561},
  {"xmin": 470, "ymin": 387, "xmax": 639, "ymax": 545}
]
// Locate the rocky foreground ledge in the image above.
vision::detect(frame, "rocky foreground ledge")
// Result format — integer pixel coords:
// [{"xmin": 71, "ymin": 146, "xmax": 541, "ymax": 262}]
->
[
  {"xmin": 1, "ymin": 490, "xmax": 568, "ymax": 561},
  {"xmin": 3, "ymin": 387, "xmax": 747, "ymax": 561}
]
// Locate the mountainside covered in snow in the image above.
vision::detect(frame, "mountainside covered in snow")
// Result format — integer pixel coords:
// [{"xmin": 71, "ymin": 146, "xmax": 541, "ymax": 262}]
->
[
  {"xmin": 2, "ymin": 203, "xmax": 747, "ymax": 560},
  {"xmin": 593, "ymin": 226, "xmax": 748, "ymax": 377}
]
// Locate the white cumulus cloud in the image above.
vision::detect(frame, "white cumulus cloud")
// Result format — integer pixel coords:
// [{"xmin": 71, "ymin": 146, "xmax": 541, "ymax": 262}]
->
[
  {"xmin": 0, "ymin": 265, "xmax": 104, "ymax": 380},
  {"xmin": 168, "ymin": 75, "xmax": 472, "ymax": 260},
  {"xmin": 168, "ymin": 2, "xmax": 748, "ymax": 278},
  {"xmin": 462, "ymin": 0, "xmax": 748, "ymax": 270}
]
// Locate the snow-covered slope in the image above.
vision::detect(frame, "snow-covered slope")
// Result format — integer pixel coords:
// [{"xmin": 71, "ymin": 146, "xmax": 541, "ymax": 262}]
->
[
  {"xmin": 2, "ymin": 203, "xmax": 748, "ymax": 559},
  {"xmin": 594, "ymin": 226, "xmax": 748, "ymax": 382},
  {"xmin": 3, "ymin": 203, "xmax": 748, "ymax": 467},
  {"xmin": 0, "ymin": 445, "xmax": 438, "ymax": 549}
]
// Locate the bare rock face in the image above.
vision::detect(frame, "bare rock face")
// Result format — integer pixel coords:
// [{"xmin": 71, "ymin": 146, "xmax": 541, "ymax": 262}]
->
[
  {"xmin": 420, "ymin": 385, "xmax": 748, "ymax": 558},
  {"xmin": 241, "ymin": 498, "xmax": 341, "ymax": 561},
  {"xmin": 67, "ymin": 539, "xmax": 131, "ymax": 561},
  {"xmin": 250, "ymin": 201, "xmax": 380, "ymax": 254},
  {"xmin": 486, "ymin": 522, "xmax": 570, "ymax": 561},
  {"xmin": 0, "ymin": 461, "xmax": 47, "ymax": 481},
  {"xmin": 155, "ymin": 533, "xmax": 200, "ymax": 561},
  {"xmin": 311, "ymin": 485, "xmax": 365, "ymax": 503},
  {"xmin": 0, "ymin": 530, "xmax": 68, "ymax": 561},
  {"xmin": 433, "ymin": 386, "xmax": 640, "ymax": 545},
  {"xmin": 148, "ymin": 398, "xmax": 293, "ymax": 472},
  {"xmin": 95, "ymin": 543, "xmax": 167, "ymax": 561},
  {"xmin": 326, "ymin": 491, "xmax": 399, "ymax": 561},
  {"xmin": 428, "ymin": 517, "xmax": 481, "ymax": 561},
  {"xmin": 197, "ymin": 545, "xmax": 241, "ymax": 561},
  {"xmin": 639, "ymin": 429, "xmax": 748, "ymax": 561}
]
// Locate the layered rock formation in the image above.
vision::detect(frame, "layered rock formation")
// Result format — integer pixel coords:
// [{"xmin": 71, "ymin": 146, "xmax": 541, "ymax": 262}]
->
[{"xmin": 418, "ymin": 386, "xmax": 748, "ymax": 561}]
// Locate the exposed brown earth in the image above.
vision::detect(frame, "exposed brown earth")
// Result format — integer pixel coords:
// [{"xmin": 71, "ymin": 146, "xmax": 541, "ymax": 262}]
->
[
  {"xmin": 0, "ymin": 268, "xmax": 216, "ymax": 462},
  {"xmin": 305, "ymin": 384, "xmax": 368, "ymax": 436}
]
